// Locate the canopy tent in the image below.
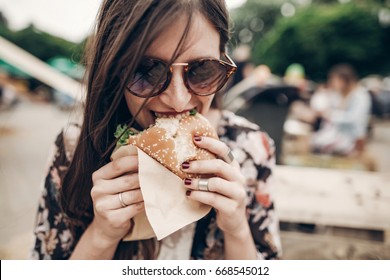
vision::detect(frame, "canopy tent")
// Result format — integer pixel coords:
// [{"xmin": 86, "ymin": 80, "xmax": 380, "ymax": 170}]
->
[
  {"xmin": 0, "ymin": 36, "xmax": 83, "ymax": 102},
  {"xmin": 0, "ymin": 59, "xmax": 31, "ymax": 78},
  {"xmin": 46, "ymin": 56, "xmax": 85, "ymax": 80}
]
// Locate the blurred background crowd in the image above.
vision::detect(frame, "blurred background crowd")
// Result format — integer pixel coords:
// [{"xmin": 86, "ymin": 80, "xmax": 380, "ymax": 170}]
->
[{"xmin": 1, "ymin": 0, "xmax": 390, "ymax": 260}]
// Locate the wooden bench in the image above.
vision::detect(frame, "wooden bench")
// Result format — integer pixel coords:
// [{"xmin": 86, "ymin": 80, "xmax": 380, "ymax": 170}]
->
[{"xmin": 273, "ymin": 165, "xmax": 390, "ymax": 243}]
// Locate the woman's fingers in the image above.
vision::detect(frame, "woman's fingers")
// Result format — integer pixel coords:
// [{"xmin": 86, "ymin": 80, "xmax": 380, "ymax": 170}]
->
[
  {"xmin": 184, "ymin": 177, "xmax": 246, "ymax": 201},
  {"xmin": 92, "ymin": 155, "xmax": 138, "ymax": 182},
  {"xmin": 109, "ymin": 201, "xmax": 145, "ymax": 219},
  {"xmin": 194, "ymin": 136, "xmax": 238, "ymax": 167},
  {"xmin": 94, "ymin": 188, "xmax": 144, "ymax": 212},
  {"xmin": 119, "ymin": 189, "xmax": 144, "ymax": 207},
  {"xmin": 92, "ymin": 173, "xmax": 140, "ymax": 197},
  {"xmin": 89, "ymin": 156, "xmax": 144, "ymax": 241},
  {"xmin": 179, "ymin": 136, "xmax": 249, "ymax": 236},
  {"xmin": 182, "ymin": 159, "xmax": 245, "ymax": 185},
  {"xmin": 183, "ymin": 176, "xmax": 247, "ymax": 236},
  {"xmin": 101, "ymin": 202, "xmax": 145, "ymax": 230},
  {"xmin": 186, "ymin": 189, "xmax": 238, "ymax": 216}
]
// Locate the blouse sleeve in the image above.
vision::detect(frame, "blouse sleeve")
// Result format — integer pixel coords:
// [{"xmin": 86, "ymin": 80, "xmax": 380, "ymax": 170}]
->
[
  {"xmin": 192, "ymin": 112, "xmax": 283, "ymax": 260},
  {"xmin": 243, "ymin": 131, "xmax": 282, "ymax": 259},
  {"xmin": 30, "ymin": 125, "xmax": 79, "ymax": 260},
  {"xmin": 226, "ymin": 125, "xmax": 282, "ymax": 260}
]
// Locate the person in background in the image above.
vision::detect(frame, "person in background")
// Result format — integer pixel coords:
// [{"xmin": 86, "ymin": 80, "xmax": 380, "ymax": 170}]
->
[
  {"xmin": 0, "ymin": 77, "xmax": 19, "ymax": 109},
  {"xmin": 311, "ymin": 64, "xmax": 372, "ymax": 155},
  {"xmin": 229, "ymin": 44, "xmax": 255, "ymax": 88},
  {"xmin": 30, "ymin": 0, "xmax": 282, "ymax": 260},
  {"xmin": 284, "ymin": 63, "xmax": 310, "ymax": 96}
]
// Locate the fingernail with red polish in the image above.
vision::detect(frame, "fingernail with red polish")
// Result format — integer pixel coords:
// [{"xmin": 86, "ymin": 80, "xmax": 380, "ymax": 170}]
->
[
  {"xmin": 181, "ymin": 162, "xmax": 190, "ymax": 169},
  {"xmin": 186, "ymin": 190, "xmax": 192, "ymax": 196},
  {"xmin": 184, "ymin": 178, "xmax": 192, "ymax": 185},
  {"xmin": 194, "ymin": 135, "xmax": 202, "ymax": 142}
]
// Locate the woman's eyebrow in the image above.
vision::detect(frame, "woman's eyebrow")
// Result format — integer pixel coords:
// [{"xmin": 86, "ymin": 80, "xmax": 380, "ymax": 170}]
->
[
  {"xmin": 185, "ymin": 55, "xmax": 218, "ymax": 62},
  {"xmin": 143, "ymin": 55, "xmax": 169, "ymax": 63},
  {"xmin": 143, "ymin": 54, "xmax": 218, "ymax": 63}
]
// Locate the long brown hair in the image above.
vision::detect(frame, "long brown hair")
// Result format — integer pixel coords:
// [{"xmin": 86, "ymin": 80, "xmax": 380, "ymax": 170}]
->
[{"xmin": 61, "ymin": 0, "xmax": 231, "ymax": 260}]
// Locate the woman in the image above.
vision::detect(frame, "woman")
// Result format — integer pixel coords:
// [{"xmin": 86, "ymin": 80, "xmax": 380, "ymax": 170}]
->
[
  {"xmin": 31, "ymin": 0, "xmax": 281, "ymax": 260},
  {"xmin": 311, "ymin": 64, "xmax": 371, "ymax": 155}
]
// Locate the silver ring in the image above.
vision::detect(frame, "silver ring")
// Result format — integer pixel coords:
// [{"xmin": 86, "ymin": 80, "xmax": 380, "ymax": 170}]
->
[
  {"xmin": 118, "ymin": 192, "xmax": 128, "ymax": 208},
  {"xmin": 197, "ymin": 178, "xmax": 209, "ymax": 192},
  {"xmin": 225, "ymin": 149, "xmax": 234, "ymax": 164}
]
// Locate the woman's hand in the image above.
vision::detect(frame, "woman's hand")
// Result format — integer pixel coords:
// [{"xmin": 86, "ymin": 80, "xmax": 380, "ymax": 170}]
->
[
  {"xmin": 182, "ymin": 136, "xmax": 248, "ymax": 239},
  {"xmin": 90, "ymin": 155, "xmax": 144, "ymax": 245}
]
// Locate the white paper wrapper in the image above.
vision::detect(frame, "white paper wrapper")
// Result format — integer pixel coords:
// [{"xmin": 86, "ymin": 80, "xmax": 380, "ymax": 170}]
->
[{"xmin": 111, "ymin": 145, "xmax": 211, "ymax": 240}]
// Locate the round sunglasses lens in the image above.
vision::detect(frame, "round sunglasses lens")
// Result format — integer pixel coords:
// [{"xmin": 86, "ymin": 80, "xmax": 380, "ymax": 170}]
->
[
  {"xmin": 187, "ymin": 60, "xmax": 227, "ymax": 95},
  {"xmin": 128, "ymin": 59, "xmax": 166, "ymax": 97}
]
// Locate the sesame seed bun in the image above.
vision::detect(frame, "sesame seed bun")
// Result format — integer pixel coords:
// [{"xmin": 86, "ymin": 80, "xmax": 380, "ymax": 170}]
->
[{"xmin": 126, "ymin": 113, "xmax": 218, "ymax": 179}]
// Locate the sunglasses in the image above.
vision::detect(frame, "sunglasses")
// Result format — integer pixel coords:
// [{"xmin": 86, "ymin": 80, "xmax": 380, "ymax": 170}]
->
[{"xmin": 127, "ymin": 53, "xmax": 237, "ymax": 98}]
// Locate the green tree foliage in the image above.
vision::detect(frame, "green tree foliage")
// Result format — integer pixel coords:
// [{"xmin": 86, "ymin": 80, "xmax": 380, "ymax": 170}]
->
[
  {"xmin": 230, "ymin": 0, "xmax": 343, "ymax": 48},
  {"xmin": 0, "ymin": 17, "xmax": 85, "ymax": 64},
  {"xmin": 230, "ymin": 0, "xmax": 284, "ymax": 48},
  {"xmin": 0, "ymin": 11, "xmax": 8, "ymax": 26},
  {"xmin": 252, "ymin": 3, "xmax": 390, "ymax": 80}
]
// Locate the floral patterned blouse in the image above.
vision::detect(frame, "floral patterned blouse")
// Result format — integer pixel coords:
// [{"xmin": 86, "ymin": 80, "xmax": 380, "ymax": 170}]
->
[{"xmin": 30, "ymin": 110, "xmax": 282, "ymax": 260}]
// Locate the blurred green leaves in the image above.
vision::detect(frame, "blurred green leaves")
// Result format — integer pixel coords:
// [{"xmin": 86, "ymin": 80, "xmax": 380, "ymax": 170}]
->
[
  {"xmin": 0, "ymin": 12, "xmax": 85, "ymax": 65},
  {"xmin": 231, "ymin": 0, "xmax": 283, "ymax": 47},
  {"xmin": 232, "ymin": 1, "xmax": 390, "ymax": 80}
]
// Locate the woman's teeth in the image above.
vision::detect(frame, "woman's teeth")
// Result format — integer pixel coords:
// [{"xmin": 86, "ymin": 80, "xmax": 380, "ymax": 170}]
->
[{"xmin": 154, "ymin": 111, "xmax": 192, "ymax": 119}]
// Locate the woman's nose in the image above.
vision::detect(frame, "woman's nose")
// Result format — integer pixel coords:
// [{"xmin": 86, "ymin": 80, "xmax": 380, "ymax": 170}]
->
[{"xmin": 160, "ymin": 69, "xmax": 192, "ymax": 112}]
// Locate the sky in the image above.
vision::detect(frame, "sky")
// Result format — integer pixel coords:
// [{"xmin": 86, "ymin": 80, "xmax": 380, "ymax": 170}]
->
[{"xmin": 0, "ymin": 0, "xmax": 246, "ymax": 43}]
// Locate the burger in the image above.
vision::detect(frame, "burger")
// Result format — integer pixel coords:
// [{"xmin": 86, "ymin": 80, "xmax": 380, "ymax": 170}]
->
[{"xmin": 114, "ymin": 109, "xmax": 218, "ymax": 179}]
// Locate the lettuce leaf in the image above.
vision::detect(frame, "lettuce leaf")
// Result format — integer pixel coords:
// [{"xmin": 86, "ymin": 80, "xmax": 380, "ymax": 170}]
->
[{"xmin": 114, "ymin": 124, "xmax": 136, "ymax": 146}]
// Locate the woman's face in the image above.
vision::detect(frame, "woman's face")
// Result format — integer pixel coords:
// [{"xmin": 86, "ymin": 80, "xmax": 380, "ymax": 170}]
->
[
  {"xmin": 328, "ymin": 74, "xmax": 346, "ymax": 93},
  {"xmin": 124, "ymin": 13, "xmax": 221, "ymax": 129}
]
